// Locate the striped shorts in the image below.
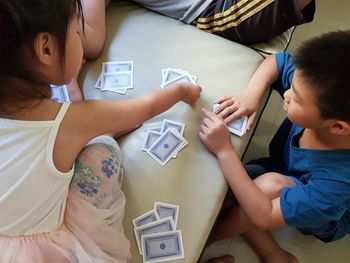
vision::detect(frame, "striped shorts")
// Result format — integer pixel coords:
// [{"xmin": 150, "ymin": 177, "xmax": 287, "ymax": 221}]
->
[{"xmin": 193, "ymin": 0, "xmax": 315, "ymax": 45}]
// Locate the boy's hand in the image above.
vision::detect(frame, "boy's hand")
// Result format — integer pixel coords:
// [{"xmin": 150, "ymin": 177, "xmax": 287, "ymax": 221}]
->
[
  {"xmin": 179, "ymin": 83, "xmax": 202, "ymax": 105},
  {"xmin": 215, "ymin": 90, "xmax": 260, "ymax": 130},
  {"xmin": 199, "ymin": 108, "xmax": 234, "ymax": 157}
]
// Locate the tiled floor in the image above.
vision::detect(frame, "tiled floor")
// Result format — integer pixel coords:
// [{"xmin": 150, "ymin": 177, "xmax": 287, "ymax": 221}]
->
[{"xmin": 200, "ymin": 1, "xmax": 350, "ymax": 262}]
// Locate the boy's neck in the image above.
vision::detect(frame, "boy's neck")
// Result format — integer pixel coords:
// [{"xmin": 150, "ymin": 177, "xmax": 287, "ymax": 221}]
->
[{"xmin": 300, "ymin": 128, "xmax": 350, "ymax": 150}]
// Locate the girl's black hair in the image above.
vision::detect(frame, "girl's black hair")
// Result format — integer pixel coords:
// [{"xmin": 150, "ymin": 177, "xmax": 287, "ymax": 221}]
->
[
  {"xmin": 293, "ymin": 30, "xmax": 350, "ymax": 122},
  {"xmin": 0, "ymin": 0, "xmax": 84, "ymax": 113}
]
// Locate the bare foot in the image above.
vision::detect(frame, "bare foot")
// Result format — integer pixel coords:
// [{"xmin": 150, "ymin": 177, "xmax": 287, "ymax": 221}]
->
[
  {"xmin": 263, "ymin": 250, "xmax": 299, "ymax": 263},
  {"xmin": 204, "ymin": 255, "xmax": 235, "ymax": 263}
]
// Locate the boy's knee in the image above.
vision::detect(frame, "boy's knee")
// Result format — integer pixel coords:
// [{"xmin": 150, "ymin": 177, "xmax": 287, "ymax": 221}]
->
[{"xmin": 254, "ymin": 172, "xmax": 295, "ymax": 199}]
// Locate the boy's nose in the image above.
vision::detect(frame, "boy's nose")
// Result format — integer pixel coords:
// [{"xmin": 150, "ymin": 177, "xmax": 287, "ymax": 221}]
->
[{"xmin": 283, "ymin": 89, "xmax": 290, "ymax": 103}]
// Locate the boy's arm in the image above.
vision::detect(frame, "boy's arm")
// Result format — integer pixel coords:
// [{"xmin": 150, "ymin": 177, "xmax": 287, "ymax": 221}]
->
[
  {"xmin": 199, "ymin": 108, "xmax": 285, "ymax": 230},
  {"xmin": 216, "ymin": 55, "xmax": 278, "ymax": 129}
]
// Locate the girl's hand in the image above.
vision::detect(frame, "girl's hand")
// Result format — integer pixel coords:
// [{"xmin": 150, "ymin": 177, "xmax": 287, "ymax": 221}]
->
[
  {"xmin": 199, "ymin": 108, "xmax": 234, "ymax": 157},
  {"xmin": 179, "ymin": 83, "xmax": 202, "ymax": 105},
  {"xmin": 214, "ymin": 90, "xmax": 260, "ymax": 130}
]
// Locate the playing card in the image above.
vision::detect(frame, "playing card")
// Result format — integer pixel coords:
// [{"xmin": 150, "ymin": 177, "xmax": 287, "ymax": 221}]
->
[
  {"xmin": 132, "ymin": 209, "xmax": 160, "ymax": 228},
  {"xmin": 154, "ymin": 202, "xmax": 179, "ymax": 228},
  {"xmin": 102, "ymin": 61, "xmax": 133, "ymax": 74},
  {"xmin": 160, "ymin": 119, "xmax": 185, "ymax": 136},
  {"xmin": 50, "ymin": 85, "xmax": 70, "ymax": 103},
  {"xmin": 134, "ymin": 217, "xmax": 175, "ymax": 255},
  {"xmin": 146, "ymin": 129, "xmax": 187, "ymax": 166},
  {"xmin": 161, "ymin": 73, "xmax": 195, "ymax": 89},
  {"xmin": 213, "ymin": 103, "xmax": 248, "ymax": 137},
  {"xmin": 101, "ymin": 86, "xmax": 128, "ymax": 94},
  {"xmin": 171, "ymin": 137, "xmax": 188, "ymax": 158},
  {"xmin": 95, "ymin": 73, "xmax": 102, "ymax": 89},
  {"xmin": 227, "ymin": 116, "xmax": 248, "ymax": 136},
  {"xmin": 162, "ymin": 70, "xmax": 183, "ymax": 84},
  {"xmin": 101, "ymin": 72, "xmax": 133, "ymax": 90},
  {"xmin": 141, "ymin": 230, "xmax": 185, "ymax": 263},
  {"xmin": 143, "ymin": 130, "xmax": 162, "ymax": 151}
]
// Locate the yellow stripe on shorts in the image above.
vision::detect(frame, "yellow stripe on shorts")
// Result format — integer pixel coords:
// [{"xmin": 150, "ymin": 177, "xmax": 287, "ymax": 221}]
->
[{"xmin": 197, "ymin": 0, "xmax": 275, "ymax": 33}]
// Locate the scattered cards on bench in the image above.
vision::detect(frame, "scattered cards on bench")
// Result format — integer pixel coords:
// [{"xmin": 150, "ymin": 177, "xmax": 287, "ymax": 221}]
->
[
  {"xmin": 213, "ymin": 103, "xmax": 248, "ymax": 137},
  {"xmin": 95, "ymin": 61, "xmax": 133, "ymax": 94},
  {"xmin": 161, "ymin": 68, "xmax": 198, "ymax": 88},
  {"xmin": 132, "ymin": 202, "xmax": 184, "ymax": 262},
  {"xmin": 143, "ymin": 119, "xmax": 188, "ymax": 166},
  {"xmin": 51, "ymin": 84, "xmax": 70, "ymax": 103}
]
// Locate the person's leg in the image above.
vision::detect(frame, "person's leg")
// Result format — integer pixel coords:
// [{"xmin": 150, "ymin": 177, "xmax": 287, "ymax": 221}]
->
[
  {"xmin": 67, "ymin": 0, "xmax": 106, "ymax": 102},
  {"xmin": 242, "ymin": 228, "xmax": 298, "ymax": 263},
  {"xmin": 193, "ymin": 0, "xmax": 315, "ymax": 45},
  {"xmin": 81, "ymin": 0, "xmax": 106, "ymax": 60},
  {"xmin": 205, "ymin": 172, "xmax": 297, "ymax": 263},
  {"xmin": 70, "ymin": 136, "xmax": 123, "ymax": 208},
  {"xmin": 206, "ymin": 163, "xmax": 270, "ymax": 243},
  {"xmin": 297, "ymin": 0, "xmax": 313, "ymax": 9}
]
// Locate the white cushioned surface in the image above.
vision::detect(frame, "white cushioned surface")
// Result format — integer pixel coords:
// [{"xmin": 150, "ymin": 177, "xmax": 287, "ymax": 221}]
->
[{"xmin": 81, "ymin": 1, "xmax": 273, "ymax": 262}]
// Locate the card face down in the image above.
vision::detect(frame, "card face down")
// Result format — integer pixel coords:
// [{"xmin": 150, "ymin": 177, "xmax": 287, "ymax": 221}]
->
[
  {"xmin": 147, "ymin": 129, "xmax": 187, "ymax": 166},
  {"xmin": 141, "ymin": 230, "xmax": 185, "ymax": 263},
  {"xmin": 213, "ymin": 103, "xmax": 248, "ymax": 136},
  {"xmin": 134, "ymin": 217, "xmax": 175, "ymax": 255},
  {"xmin": 154, "ymin": 202, "xmax": 179, "ymax": 228}
]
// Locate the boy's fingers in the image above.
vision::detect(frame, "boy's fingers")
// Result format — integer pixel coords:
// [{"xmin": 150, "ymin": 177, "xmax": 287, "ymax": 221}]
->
[
  {"xmin": 215, "ymin": 96, "xmax": 231, "ymax": 104},
  {"xmin": 224, "ymin": 109, "xmax": 242, "ymax": 124},
  {"xmin": 247, "ymin": 112, "xmax": 257, "ymax": 130}
]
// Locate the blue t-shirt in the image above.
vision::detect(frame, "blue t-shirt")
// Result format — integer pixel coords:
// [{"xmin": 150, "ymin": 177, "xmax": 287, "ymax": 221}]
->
[{"xmin": 270, "ymin": 52, "xmax": 350, "ymax": 242}]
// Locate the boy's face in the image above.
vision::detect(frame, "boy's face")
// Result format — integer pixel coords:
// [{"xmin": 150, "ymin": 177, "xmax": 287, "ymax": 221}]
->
[{"xmin": 283, "ymin": 69, "xmax": 326, "ymax": 129}]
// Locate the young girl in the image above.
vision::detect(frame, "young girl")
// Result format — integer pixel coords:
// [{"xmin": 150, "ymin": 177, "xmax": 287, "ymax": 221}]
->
[{"xmin": 0, "ymin": 1, "xmax": 201, "ymax": 262}]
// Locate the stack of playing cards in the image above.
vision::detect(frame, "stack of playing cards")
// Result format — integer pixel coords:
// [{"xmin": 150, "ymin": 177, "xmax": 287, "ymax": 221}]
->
[
  {"xmin": 161, "ymin": 68, "xmax": 198, "ymax": 88},
  {"xmin": 213, "ymin": 103, "xmax": 248, "ymax": 137},
  {"xmin": 51, "ymin": 84, "xmax": 70, "ymax": 103},
  {"xmin": 132, "ymin": 202, "xmax": 184, "ymax": 262},
  {"xmin": 143, "ymin": 119, "xmax": 188, "ymax": 166},
  {"xmin": 95, "ymin": 61, "xmax": 133, "ymax": 94}
]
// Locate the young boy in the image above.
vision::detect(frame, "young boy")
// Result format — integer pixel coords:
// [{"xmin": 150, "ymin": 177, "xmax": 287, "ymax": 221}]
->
[{"xmin": 199, "ymin": 30, "xmax": 350, "ymax": 263}]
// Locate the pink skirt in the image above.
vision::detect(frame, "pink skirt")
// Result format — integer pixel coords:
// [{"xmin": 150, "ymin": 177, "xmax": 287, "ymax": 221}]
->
[{"xmin": 0, "ymin": 136, "xmax": 131, "ymax": 262}]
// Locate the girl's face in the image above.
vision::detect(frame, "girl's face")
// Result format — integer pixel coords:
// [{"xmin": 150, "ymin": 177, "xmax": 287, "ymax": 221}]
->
[{"xmin": 61, "ymin": 16, "xmax": 83, "ymax": 83}]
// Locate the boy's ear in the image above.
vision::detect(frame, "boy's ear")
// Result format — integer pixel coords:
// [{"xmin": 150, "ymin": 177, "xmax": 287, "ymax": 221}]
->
[
  {"xmin": 33, "ymin": 32, "xmax": 56, "ymax": 66},
  {"xmin": 329, "ymin": 121, "xmax": 350, "ymax": 136}
]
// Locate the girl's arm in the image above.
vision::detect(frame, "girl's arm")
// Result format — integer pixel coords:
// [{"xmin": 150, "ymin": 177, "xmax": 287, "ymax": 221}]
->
[
  {"xmin": 216, "ymin": 55, "xmax": 278, "ymax": 129},
  {"xmin": 54, "ymin": 83, "xmax": 201, "ymax": 171},
  {"xmin": 199, "ymin": 108, "xmax": 285, "ymax": 230}
]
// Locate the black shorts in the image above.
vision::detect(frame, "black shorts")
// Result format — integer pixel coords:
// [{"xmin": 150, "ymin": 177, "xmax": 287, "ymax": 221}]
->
[{"xmin": 193, "ymin": 0, "xmax": 315, "ymax": 45}]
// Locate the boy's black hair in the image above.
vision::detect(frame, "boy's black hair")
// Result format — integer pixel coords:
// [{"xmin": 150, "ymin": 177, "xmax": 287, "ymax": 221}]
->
[
  {"xmin": 0, "ymin": 0, "xmax": 84, "ymax": 113},
  {"xmin": 293, "ymin": 30, "xmax": 350, "ymax": 122}
]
